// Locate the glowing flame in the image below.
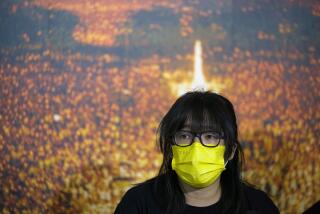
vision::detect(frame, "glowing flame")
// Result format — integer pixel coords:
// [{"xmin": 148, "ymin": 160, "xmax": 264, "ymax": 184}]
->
[
  {"xmin": 172, "ymin": 40, "xmax": 225, "ymax": 96},
  {"xmin": 176, "ymin": 40, "xmax": 208, "ymax": 95},
  {"xmin": 191, "ymin": 40, "xmax": 207, "ymax": 91},
  {"xmin": 53, "ymin": 114, "xmax": 61, "ymax": 122}
]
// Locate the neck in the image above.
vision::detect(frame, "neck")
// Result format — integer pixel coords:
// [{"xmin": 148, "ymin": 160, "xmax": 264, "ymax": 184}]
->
[{"xmin": 179, "ymin": 177, "xmax": 222, "ymax": 207}]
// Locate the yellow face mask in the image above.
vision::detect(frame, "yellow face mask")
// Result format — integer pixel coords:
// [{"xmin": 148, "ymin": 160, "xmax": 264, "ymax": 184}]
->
[{"xmin": 171, "ymin": 142, "xmax": 226, "ymax": 188}]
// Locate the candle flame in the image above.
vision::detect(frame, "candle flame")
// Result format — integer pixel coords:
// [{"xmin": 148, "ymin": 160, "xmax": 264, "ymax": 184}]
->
[
  {"xmin": 191, "ymin": 40, "xmax": 207, "ymax": 91},
  {"xmin": 176, "ymin": 40, "xmax": 208, "ymax": 95},
  {"xmin": 172, "ymin": 40, "xmax": 224, "ymax": 96}
]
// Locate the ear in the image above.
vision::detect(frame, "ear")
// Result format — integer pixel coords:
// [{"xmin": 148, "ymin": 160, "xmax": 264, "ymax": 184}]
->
[{"xmin": 228, "ymin": 144, "xmax": 237, "ymax": 161}]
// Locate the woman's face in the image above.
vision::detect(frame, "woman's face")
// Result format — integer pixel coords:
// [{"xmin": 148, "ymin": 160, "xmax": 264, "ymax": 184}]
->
[{"xmin": 170, "ymin": 121, "xmax": 229, "ymax": 189}]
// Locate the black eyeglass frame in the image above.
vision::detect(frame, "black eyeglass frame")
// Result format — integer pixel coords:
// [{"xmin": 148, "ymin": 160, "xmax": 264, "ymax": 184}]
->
[{"xmin": 172, "ymin": 130, "xmax": 225, "ymax": 147}]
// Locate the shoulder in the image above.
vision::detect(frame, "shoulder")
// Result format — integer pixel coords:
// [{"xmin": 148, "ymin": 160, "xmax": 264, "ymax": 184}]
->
[
  {"xmin": 114, "ymin": 178, "xmax": 161, "ymax": 214},
  {"xmin": 125, "ymin": 178, "xmax": 155, "ymax": 197},
  {"xmin": 243, "ymin": 183, "xmax": 279, "ymax": 214}
]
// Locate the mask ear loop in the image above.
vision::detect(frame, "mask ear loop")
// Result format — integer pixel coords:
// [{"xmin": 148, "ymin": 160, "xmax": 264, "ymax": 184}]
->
[
  {"xmin": 224, "ymin": 160, "xmax": 229, "ymax": 168},
  {"xmin": 224, "ymin": 144, "xmax": 238, "ymax": 168}
]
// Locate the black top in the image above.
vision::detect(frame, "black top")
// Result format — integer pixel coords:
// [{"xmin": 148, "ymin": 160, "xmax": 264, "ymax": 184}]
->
[
  {"xmin": 303, "ymin": 200, "xmax": 320, "ymax": 214},
  {"xmin": 115, "ymin": 177, "xmax": 279, "ymax": 214}
]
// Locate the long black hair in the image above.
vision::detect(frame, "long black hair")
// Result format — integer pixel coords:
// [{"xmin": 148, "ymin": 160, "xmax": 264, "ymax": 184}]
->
[{"xmin": 153, "ymin": 91, "xmax": 247, "ymax": 213}]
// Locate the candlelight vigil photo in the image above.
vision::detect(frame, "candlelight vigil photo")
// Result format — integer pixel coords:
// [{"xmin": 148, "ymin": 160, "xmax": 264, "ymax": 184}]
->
[{"xmin": 0, "ymin": 0, "xmax": 319, "ymax": 214}]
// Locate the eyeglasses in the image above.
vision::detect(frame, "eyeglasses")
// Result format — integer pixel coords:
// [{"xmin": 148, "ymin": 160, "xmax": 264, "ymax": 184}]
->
[{"xmin": 173, "ymin": 130, "xmax": 224, "ymax": 147}]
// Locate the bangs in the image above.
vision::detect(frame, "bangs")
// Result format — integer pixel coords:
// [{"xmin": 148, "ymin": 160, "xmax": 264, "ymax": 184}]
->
[
  {"xmin": 175, "ymin": 100, "xmax": 223, "ymax": 133},
  {"xmin": 184, "ymin": 109, "xmax": 222, "ymax": 132}
]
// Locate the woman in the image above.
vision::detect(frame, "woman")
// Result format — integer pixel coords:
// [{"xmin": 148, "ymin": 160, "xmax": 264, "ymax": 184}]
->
[{"xmin": 115, "ymin": 91, "xmax": 279, "ymax": 213}]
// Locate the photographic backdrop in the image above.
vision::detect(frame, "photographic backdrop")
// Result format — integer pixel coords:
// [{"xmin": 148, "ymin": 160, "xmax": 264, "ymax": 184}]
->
[{"xmin": 0, "ymin": 0, "xmax": 319, "ymax": 213}]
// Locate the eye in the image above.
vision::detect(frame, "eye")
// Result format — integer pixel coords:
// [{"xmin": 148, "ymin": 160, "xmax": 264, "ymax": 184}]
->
[
  {"xmin": 180, "ymin": 133, "xmax": 191, "ymax": 139},
  {"xmin": 176, "ymin": 131, "xmax": 192, "ymax": 140},
  {"xmin": 203, "ymin": 132, "xmax": 220, "ymax": 140}
]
